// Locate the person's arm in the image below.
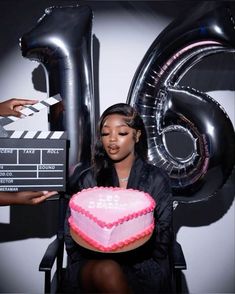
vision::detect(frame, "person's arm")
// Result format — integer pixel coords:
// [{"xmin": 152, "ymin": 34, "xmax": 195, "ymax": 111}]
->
[
  {"xmin": 0, "ymin": 98, "xmax": 38, "ymax": 117},
  {"xmin": 0, "ymin": 191, "xmax": 57, "ymax": 206}
]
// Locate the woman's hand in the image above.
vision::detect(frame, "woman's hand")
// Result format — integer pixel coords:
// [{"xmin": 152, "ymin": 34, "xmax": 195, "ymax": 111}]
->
[
  {"xmin": 0, "ymin": 191, "xmax": 58, "ymax": 206},
  {"xmin": 0, "ymin": 98, "xmax": 38, "ymax": 117}
]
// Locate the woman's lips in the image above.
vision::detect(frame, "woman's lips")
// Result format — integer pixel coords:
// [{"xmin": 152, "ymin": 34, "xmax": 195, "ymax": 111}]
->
[{"xmin": 108, "ymin": 145, "xmax": 119, "ymax": 154}]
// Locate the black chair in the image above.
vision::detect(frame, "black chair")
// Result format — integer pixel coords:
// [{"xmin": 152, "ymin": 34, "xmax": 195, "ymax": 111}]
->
[
  {"xmin": 39, "ymin": 194, "xmax": 186, "ymax": 293},
  {"xmin": 170, "ymin": 235, "xmax": 187, "ymax": 293},
  {"xmin": 39, "ymin": 194, "xmax": 69, "ymax": 293}
]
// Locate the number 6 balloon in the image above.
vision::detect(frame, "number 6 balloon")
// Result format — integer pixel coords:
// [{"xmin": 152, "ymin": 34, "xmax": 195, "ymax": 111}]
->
[{"xmin": 127, "ymin": 2, "xmax": 235, "ymax": 202}]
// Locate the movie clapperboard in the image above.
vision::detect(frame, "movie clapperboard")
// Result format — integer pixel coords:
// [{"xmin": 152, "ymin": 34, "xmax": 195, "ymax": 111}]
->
[{"xmin": 0, "ymin": 95, "xmax": 68, "ymax": 192}]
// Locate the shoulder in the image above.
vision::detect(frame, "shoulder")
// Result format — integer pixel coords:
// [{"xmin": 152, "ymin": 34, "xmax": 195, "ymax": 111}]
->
[
  {"xmin": 142, "ymin": 163, "xmax": 172, "ymax": 204},
  {"xmin": 134, "ymin": 156, "xmax": 170, "ymax": 184},
  {"xmin": 68, "ymin": 165, "xmax": 96, "ymax": 194},
  {"xmin": 78, "ymin": 167, "xmax": 95, "ymax": 184},
  {"xmin": 145, "ymin": 161, "xmax": 170, "ymax": 179},
  {"xmin": 143, "ymin": 161, "xmax": 172, "ymax": 191}
]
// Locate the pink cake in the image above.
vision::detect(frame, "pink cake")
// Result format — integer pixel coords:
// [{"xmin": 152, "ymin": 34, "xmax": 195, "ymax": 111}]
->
[{"xmin": 69, "ymin": 187, "xmax": 156, "ymax": 252}]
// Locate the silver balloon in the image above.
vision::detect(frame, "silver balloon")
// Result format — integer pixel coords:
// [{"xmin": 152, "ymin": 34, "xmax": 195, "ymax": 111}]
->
[
  {"xmin": 20, "ymin": 5, "xmax": 95, "ymax": 171},
  {"xmin": 127, "ymin": 2, "xmax": 235, "ymax": 202},
  {"xmin": 141, "ymin": 86, "xmax": 235, "ymax": 203}
]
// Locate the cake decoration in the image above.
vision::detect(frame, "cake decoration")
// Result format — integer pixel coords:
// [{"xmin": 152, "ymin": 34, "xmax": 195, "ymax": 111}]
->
[{"xmin": 69, "ymin": 187, "xmax": 156, "ymax": 252}]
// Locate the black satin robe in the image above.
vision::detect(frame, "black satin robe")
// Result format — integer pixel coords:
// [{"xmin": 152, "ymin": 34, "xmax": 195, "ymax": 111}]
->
[{"xmin": 64, "ymin": 157, "xmax": 173, "ymax": 293}]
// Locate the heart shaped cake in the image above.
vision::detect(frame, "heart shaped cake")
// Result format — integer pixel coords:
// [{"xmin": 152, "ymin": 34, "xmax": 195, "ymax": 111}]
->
[{"xmin": 69, "ymin": 187, "xmax": 156, "ymax": 252}]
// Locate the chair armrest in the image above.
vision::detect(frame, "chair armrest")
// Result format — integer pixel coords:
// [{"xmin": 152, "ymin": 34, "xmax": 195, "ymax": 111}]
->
[
  {"xmin": 39, "ymin": 237, "xmax": 63, "ymax": 272},
  {"xmin": 172, "ymin": 241, "xmax": 187, "ymax": 270}
]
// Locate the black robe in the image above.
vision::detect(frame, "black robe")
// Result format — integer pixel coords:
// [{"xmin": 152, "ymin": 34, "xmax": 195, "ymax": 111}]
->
[{"xmin": 64, "ymin": 157, "xmax": 173, "ymax": 293}]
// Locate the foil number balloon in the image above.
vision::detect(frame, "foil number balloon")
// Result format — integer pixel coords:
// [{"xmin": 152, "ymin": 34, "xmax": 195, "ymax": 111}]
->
[
  {"xmin": 127, "ymin": 2, "xmax": 235, "ymax": 202},
  {"xmin": 20, "ymin": 5, "xmax": 95, "ymax": 171}
]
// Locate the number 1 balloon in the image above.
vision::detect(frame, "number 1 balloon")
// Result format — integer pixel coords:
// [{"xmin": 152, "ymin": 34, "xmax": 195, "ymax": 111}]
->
[
  {"xmin": 20, "ymin": 5, "xmax": 95, "ymax": 171},
  {"xmin": 127, "ymin": 2, "xmax": 235, "ymax": 202}
]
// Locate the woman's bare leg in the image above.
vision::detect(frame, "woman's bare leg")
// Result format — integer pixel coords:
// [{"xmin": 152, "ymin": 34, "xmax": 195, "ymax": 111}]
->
[{"xmin": 80, "ymin": 259, "xmax": 132, "ymax": 293}]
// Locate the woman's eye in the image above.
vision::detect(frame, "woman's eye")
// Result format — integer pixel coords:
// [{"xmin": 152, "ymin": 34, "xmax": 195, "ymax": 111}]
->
[
  {"xmin": 101, "ymin": 132, "xmax": 109, "ymax": 136},
  {"xmin": 119, "ymin": 132, "xmax": 128, "ymax": 136}
]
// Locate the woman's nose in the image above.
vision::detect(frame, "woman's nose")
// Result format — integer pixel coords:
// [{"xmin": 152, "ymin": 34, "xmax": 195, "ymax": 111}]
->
[{"xmin": 109, "ymin": 132, "xmax": 117, "ymax": 141}]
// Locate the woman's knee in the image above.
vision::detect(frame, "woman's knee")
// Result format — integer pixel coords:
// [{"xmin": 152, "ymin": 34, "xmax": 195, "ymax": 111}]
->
[{"xmin": 93, "ymin": 259, "xmax": 123, "ymax": 279}]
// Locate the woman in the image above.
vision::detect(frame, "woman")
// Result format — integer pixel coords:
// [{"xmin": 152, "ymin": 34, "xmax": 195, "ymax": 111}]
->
[{"xmin": 65, "ymin": 103, "xmax": 173, "ymax": 293}]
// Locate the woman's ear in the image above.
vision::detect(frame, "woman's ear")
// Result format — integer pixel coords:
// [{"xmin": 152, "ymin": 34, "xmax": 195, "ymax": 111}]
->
[{"xmin": 136, "ymin": 130, "xmax": 141, "ymax": 143}]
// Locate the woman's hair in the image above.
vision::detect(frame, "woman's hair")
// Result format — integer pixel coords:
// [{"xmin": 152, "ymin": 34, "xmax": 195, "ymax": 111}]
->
[{"xmin": 93, "ymin": 103, "xmax": 148, "ymax": 183}]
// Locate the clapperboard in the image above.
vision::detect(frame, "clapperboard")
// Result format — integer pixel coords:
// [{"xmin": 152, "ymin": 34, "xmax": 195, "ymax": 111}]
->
[{"xmin": 0, "ymin": 95, "xmax": 68, "ymax": 192}]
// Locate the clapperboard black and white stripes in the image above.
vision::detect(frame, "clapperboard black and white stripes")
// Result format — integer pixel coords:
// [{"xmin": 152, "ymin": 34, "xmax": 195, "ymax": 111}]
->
[
  {"xmin": 0, "ymin": 94, "xmax": 62, "ymax": 127},
  {"xmin": 5, "ymin": 130, "xmax": 66, "ymax": 140},
  {"xmin": 0, "ymin": 94, "xmax": 68, "ymax": 192}
]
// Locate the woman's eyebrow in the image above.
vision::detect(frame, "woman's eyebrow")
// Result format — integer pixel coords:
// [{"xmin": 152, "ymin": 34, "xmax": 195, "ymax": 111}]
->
[{"xmin": 102, "ymin": 123, "xmax": 129, "ymax": 128}]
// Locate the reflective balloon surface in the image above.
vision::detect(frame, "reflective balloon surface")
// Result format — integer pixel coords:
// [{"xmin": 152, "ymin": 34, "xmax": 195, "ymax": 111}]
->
[
  {"xmin": 127, "ymin": 2, "xmax": 235, "ymax": 202},
  {"xmin": 20, "ymin": 5, "xmax": 95, "ymax": 170}
]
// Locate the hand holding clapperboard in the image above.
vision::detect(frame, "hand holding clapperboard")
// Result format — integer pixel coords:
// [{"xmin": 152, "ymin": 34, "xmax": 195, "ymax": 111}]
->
[{"xmin": 0, "ymin": 94, "xmax": 68, "ymax": 192}]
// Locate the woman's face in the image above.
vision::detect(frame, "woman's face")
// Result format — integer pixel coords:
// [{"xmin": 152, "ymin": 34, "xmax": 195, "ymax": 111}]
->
[{"xmin": 100, "ymin": 114, "xmax": 141, "ymax": 163}]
